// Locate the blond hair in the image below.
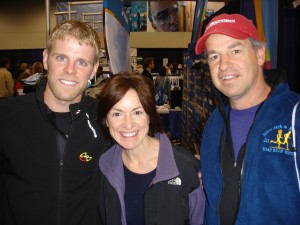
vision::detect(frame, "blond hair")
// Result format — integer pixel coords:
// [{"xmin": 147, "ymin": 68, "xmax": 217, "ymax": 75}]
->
[{"xmin": 47, "ymin": 20, "xmax": 101, "ymax": 63}]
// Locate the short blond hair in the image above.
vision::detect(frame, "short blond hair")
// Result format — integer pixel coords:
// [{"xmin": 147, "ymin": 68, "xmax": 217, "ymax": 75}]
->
[{"xmin": 47, "ymin": 20, "xmax": 101, "ymax": 63}]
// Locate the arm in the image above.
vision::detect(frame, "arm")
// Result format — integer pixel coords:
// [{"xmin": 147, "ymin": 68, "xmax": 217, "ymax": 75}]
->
[
  {"xmin": 5, "ymin": 72, "xmax": 14, "ymax": 97},
  {"xmin": 166, "ymin": 77, "xmax": 171, "ymax": 98},
  {"xmin": 188, "ymin": 183, "xmax": 206, "ymax": 225},
  {"xmin": 15, "ymin": 82, "xmax": 25, "ymax": 96}
]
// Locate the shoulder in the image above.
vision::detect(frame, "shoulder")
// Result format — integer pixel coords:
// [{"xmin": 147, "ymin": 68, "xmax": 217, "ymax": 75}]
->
[
  {"xmin": 0, "ymin": 94, "xmax": 37, "ymax": 134},
  {"xmin": 80, "ymin": 95, "xmax": 99, "ymax": 116},
  {"xmin": 0, "ymin": 94, "xmax": 35, "ymax": 114},
  {"xmin": 204, "ymin": 107, "xmax": 224, "ymax": 127},
  {"xmin": 172, "ymin": 145, "xmax": 201, "ymax": 188},
  {"xmin": 2, "ymin": 68, "xmax": 12, "ymax": 76},
  {"xmin": 173, "ymin": 145, "xmax": 199, "ymax": 170}
]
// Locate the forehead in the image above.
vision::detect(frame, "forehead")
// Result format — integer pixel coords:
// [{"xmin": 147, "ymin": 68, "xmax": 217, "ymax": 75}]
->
[
  {"xmin": 150, "ymin": 1, "xmax": 177, "ymax": 13},
  {"xmin": 205, "ymin": 34, "xmax": 250, "ymax": 49},
  {"xmin": 54, "ymin": 36, "xmax": 92, "ymax": 46},
  {"xmin": 51, "ymin": 37, "xmax": 94, "ymax": 51},
  {"xmin": 113, "ymin": 89, "xmax": 141, "ymax": 108},
  {"xmin": 51, "ymin": 38, "xmax": 96, "ymax": 60}
]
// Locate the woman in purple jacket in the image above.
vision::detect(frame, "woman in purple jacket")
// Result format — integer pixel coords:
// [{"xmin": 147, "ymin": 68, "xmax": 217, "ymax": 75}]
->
[{"xmin": 97, "ymin": 73, "xmax": 205, "ymax": 225}]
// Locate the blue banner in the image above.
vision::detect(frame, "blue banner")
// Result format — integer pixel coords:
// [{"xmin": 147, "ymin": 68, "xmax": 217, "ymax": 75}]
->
[
  {"xmin": 104, "ymin": 0, "xmax": 130, "ymax": 32},
  {"xmin": 104, "ymin": 0, "xmax": 131, "ymax": 74}
]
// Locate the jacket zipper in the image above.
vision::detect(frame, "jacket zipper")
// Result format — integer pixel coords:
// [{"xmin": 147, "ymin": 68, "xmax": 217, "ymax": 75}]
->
[
  {"xmin": 56, "ymin": 132, "xmax": 68, "ymax": 225},
  {"xmin": 217, "ymin": 129, "xmax": 225, "ymax": 225},
  {"xmin": 218, "ymin": 103, "xmax": 263, "ymax": 224},
  {"xmin": 232, "ymin": 158, "xmax": 245, "ymax": 224},
  {"xmin": 232, "ymin": 104, "xmax": 264, "ymax": 224},
  {"xmin": 57, "ymin": 159, "xmax": 64, "ymax": 225}
]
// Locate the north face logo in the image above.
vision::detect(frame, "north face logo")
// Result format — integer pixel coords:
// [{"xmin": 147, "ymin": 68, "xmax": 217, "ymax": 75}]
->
[{"xmin": 168, "ymin": 177, "xmax": 181, "ymax": 185}]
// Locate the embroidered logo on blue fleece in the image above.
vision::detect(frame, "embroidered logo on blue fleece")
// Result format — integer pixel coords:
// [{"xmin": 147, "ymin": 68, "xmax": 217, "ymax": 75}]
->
[{"xmin": 262, "ymin": 124, "xmax": 293, "ymax": 155}]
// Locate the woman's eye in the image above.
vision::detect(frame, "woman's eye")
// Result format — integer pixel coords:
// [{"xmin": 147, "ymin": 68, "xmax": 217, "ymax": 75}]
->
[
  {"xmin": 135, "ymin": 111, "xmax": 143, "ymax": 115},
  {"xmin": 112, "ymin": 112, "xmax": 120, "ymax": 117}
]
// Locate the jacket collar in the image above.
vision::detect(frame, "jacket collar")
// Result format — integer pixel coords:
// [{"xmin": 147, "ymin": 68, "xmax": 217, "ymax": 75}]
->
[
  {"xmin": 214, "ymin": 69, "xmax": 288, "ymax": 121},
  {"xmin": 99, "ymin": 132, "xmax": 179, "ymax": 185},
  {"xmin": 35, "ymin": 78, "xmax": 95, "ymax": 121}
]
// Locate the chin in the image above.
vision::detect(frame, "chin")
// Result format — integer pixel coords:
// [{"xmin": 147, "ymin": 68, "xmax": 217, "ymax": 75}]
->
[
  {"xmin": 120, "ymin": 140, "xmax": 140, "ymax": 151},
  {"xmin": 122, "ymin": 145, "xmax": 137, "ymax": 151}
]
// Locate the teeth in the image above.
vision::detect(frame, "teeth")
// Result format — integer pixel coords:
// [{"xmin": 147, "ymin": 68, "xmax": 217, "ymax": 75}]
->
[
  {"xmin": 61, "ymin": 79, "xmax": 77, "ymax": 85},
  {"xmin": 222, "ymin": 75, "xmax": 237, "ymax": 80},
  {"xmin": 122, "ymin": 132, "xmax": 137, "ymax": 137}
]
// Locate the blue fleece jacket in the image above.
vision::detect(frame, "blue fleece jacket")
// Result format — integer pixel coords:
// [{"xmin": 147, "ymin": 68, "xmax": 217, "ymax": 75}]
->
[{"xmin": 200, "ymin": 82, "xmax": 300, "ymax": 225}]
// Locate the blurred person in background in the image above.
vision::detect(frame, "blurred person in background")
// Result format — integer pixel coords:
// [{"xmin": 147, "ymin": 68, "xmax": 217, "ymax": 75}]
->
[
  {"xmin": 0, "ymin": 58, "xmax": 14, "ymax": 99},
  {"xmin": 142, "ymin": 57, "xmax": 155, "ymax": 82},
  {"xmin": 166, "ymin": 62, "xmax": 174, "ymax": 75},
  {"xmin": 133, "ymin": 64, "xmax": 144, "ymax": 75}
]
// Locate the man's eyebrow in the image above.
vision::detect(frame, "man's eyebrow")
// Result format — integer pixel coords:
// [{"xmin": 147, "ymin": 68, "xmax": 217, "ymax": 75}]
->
[
  {"xmin": 227, "ymin": 41, "xmax": 244, "ymax": 49},
  {"xmin": 206, "ymin": 50, "xmax": 218, "ymax": 56}
]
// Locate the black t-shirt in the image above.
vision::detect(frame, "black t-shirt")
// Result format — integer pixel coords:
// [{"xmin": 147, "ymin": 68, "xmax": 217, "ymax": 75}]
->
[{"xmin": 124, "ymin": 164, "xmax": 156, "ymax": 225}]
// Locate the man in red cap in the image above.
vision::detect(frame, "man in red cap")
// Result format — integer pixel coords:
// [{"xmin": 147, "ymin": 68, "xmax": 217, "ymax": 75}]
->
[{"xmin": 196, "ymin": 13, "xmax": 300, "ymax": 225}]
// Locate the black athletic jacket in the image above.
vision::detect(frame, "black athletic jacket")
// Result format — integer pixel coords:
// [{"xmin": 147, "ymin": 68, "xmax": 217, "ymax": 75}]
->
[{"xmin": 0, "ymin": 79, "xmax": 110, "ymax": 225}]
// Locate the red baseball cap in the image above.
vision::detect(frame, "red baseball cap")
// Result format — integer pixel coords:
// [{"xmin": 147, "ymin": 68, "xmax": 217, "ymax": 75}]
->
[{"xmin": 195, "ymin": 13, "xmax": 260, "ymax": 55}]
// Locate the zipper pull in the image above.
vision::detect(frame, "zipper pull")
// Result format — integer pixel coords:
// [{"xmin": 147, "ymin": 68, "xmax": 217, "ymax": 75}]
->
[{"xmin": 234, "ymin": 162, "xmax": 237, "ymax": 167}]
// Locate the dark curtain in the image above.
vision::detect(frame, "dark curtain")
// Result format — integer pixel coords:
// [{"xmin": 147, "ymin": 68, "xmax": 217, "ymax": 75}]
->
[
  {"xmin": 0, "ymin": 49, "xmax": 43, "ymax": 77},
  {"xmin": 281, "ymin": 6, "xmax": 300, "ymax": 93},
  {"xmin": 137, "ymin": 48, "xmax": 184, "ymax": 74}
]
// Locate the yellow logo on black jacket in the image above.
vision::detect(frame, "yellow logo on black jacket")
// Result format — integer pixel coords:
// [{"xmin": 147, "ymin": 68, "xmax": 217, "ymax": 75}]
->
[{"xmin": 79, "ymin": 152, "xmax": 93, "ymax": 162}]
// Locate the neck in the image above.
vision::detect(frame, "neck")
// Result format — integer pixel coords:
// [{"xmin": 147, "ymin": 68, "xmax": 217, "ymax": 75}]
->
[
  {"xmin": 122, "ymin": 136, "xmax": 159, "ymax": 174},
  {"xmin": 44, "ymin": 89, "xmax": 72, "ymax": 113},
  {"xmin": 230, "ymin": 78, "xmax": 271, "ymax": 110}
]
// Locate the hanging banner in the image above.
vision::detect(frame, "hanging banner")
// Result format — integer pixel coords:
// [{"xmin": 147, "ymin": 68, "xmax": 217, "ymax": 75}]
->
[
  {"xmin": 104, "ymin": 0, "xmax": 131, "ymax": 74},
  {"xmin": 191, "ymin": 0, "xmax": 208, "ymax": 46}
]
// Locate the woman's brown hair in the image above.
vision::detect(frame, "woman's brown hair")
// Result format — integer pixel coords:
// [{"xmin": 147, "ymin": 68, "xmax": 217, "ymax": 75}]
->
[{"xmin": 98, "ymin": 73, "xmax": 163, "ymax": 139}]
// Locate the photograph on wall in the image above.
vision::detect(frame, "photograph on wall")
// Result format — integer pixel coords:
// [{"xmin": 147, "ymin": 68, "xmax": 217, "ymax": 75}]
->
[
  {"xmin": 55, "ymin": 2, "xmax": 103, "ymax": 32},
  {"xmin": 124, "ymin": 1, "xmax": 147, "ymax": 32},
  {"xmin": 146, "ymin": 1, "xmax": 195, "ymax": 32}
]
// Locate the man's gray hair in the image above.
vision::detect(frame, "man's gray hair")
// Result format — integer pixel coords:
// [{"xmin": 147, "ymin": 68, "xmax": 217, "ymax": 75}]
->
[{"xmin": 248, "ymin": 37, "xmax": 265, "ymax": 49}]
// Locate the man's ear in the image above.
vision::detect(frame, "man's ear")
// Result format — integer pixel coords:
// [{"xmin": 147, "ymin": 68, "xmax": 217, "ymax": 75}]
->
[
  {"xmin": 42, "ymin": 49, "xmax": 49, "ymax": 70},
  {"xmin": 257, "ymin": 46, "xmax": 266, "ymax": 66},
  {"xmin": 89, "ymin": 61, "xmax": 99, "ymax": 80}
]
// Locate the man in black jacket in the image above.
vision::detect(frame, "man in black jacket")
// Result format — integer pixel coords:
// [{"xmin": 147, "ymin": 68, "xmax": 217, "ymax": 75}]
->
[
  {"xmin": 142, "ymin": 57, "xmax": 155, "ymax": 82},
  {"xmin": 0, "ymin": 20, "xmax": 110, "ymax": 225}
]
